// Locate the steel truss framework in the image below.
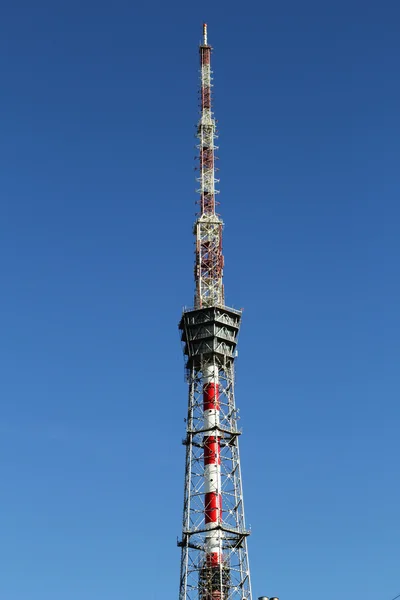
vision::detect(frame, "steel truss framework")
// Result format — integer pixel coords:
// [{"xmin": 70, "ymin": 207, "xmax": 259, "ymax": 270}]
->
[
  {"xmin": 194, "ymin": 25, "xmax": 224, "ymax": 309},
  {"xmin": 179, "ymin": 24, "xmax": 252, "ymax": 600},
  {"xmin": 178, "ymin": 306, "xmax": 252, "ymax": 600}
]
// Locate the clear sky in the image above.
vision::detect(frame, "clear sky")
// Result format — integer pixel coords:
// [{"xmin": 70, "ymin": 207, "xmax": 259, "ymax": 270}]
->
[{"xmin": 1, "ymin": 1, "xmax": 399, "ymax": 599}]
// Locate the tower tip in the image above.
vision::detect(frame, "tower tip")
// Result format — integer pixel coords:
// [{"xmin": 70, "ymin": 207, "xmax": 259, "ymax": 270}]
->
[{"xmin": 203, "ymin": 23, "xmax": 208, "ymax": 46}]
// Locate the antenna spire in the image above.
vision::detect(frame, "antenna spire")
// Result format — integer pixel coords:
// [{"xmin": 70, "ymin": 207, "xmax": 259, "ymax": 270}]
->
[
  {"xmin": 195, "ymin": 24, "xmax": 224, "ymax": 308},
  {"xmin": 203, "ymin": 22, "xmax": 208, "ymax": 45}
]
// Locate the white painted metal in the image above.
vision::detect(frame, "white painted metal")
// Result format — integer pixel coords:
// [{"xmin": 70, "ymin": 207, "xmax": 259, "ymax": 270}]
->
[
  {"xmin": 203, "ymin": 365, "xmax": 221, "ymax": 561},
  {"xmin": 203, "ymin": 23, "xmax": 208, "ymax": 46},
  {"xmin": 194, "ymin": 217, "xmax": 224, "ymax": 308}
]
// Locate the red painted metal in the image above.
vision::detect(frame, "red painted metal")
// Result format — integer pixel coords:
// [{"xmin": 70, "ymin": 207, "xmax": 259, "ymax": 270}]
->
[
  {"xmin": 206, "ymin": 552, "xmax": 221, "ymax": 568},
  {"xmin": 204, "ymin": 436, "xmax": 221, "ymax": 465},
  {"xmin": 203, "ymin": 382, "xmax": 220, "ymax": 410},
  {"xmin": 205, "ymin": 492, "xmax": 222, "ymax": 524}
]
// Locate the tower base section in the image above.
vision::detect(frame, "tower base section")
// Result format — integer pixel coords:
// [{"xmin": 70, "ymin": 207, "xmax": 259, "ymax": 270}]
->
[{"xmin": 199, "ymin": 561, "xmax": 230, "ymax": 600}]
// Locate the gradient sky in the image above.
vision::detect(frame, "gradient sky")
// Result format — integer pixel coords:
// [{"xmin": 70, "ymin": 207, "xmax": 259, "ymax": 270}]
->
[{"xmin": 1, "ymin": 1, "xmax": 399, "ymax": 599}]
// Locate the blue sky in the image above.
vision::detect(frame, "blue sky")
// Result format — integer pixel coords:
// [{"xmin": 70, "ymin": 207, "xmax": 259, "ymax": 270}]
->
[{"xmin": 1, "ymin": 1, "xmax": 399, "ymax": 599}]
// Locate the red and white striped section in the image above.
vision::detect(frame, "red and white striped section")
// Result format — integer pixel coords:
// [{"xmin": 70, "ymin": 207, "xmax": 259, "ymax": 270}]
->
[
  {"xmin": 195, "ymin": 23, "xmax": 225, "ymax": 309},
  {"xmin": 199, "ymin": 22, "xmax": 216, "ymax": 216},
  {"xmin": 203, "ymin": 363, "xmax": 222, "ymax": 568}
]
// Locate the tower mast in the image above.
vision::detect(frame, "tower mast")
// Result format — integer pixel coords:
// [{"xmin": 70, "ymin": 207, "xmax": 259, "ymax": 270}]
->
[
  {"xmin": 195, "ymin": 22, "xmax": 224, "ymax": 308},
  {"xmin": 178, "ymin": 25, "xmax": 252, "ymax": 600}
]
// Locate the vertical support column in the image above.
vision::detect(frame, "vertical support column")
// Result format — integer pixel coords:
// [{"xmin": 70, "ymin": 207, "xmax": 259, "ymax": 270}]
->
[
  {"xmin": 203, "ymin": 363, "xmax": 221, "ymax": 563},
  {"xmin": 203, "ymin": 362, "xmax": 223, "ymax": 596}
]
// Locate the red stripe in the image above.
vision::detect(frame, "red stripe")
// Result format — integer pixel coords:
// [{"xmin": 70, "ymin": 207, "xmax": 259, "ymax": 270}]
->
[
  {"xmin": 206, "ymin": 552, "xmax": 221, "ymax": 567},
  {"xmin": 201, "ymin": 146, "xmax": 214, "ymax": 169},
  {"xmin": 201, "ymin": 47, "xmax": 211, "ymax": 65},
  {"xmin": 202, "ymin": 86, "xmax": 211, "ymax": 110},
  {"xmin": 205, "ymin": 492, "xmax": 222, "ymax": 523},
  {"xmin": 203, "ymin": 382, "xmax": 219, "ymax": 411},
  {"xmin": 204, "ymin": 436, "xmax": 221, "ymax": 465}
]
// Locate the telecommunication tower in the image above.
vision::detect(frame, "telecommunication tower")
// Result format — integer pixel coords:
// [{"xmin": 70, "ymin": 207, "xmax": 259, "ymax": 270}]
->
[{"xmin": 178, "ymin": 24, "xmax": 252, "ymax": 600}]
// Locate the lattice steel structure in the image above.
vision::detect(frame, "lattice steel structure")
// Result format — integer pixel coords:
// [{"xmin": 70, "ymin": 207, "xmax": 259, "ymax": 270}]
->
[{"xmin": 178, "ymin": 24, "xmax": 252, "ymax": 600}]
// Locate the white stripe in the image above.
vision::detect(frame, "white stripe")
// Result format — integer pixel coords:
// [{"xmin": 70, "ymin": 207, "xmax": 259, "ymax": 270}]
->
[{"xmin": 204, "ymin": 463, "xmax": 221, "ymax": 494}]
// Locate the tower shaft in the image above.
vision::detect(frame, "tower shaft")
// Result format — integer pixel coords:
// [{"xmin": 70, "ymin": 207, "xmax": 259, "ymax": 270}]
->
[{"xmin": 178, "ymin": 25, "xmax": 252, "ymax": 600}]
